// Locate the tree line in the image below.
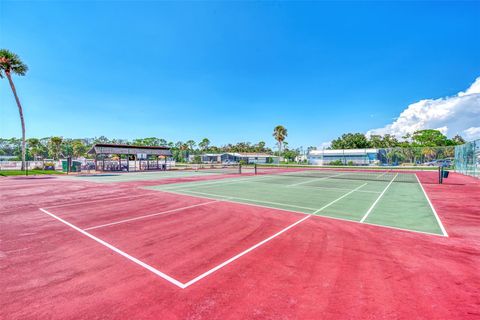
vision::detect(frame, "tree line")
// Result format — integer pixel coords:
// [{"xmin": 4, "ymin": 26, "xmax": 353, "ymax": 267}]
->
[
  {"xmin": 0, "ymin": 129, "xmax": 468, "ymax": 164},
  {"xmin": 0, "ymin": 136, "xmax": 280, "ymax": 162},
  {"xmin": 329, "ymin": 130, "xmax": 466, "ymax": 149},
  {"xmin": 0, "ymin": 125, "xmax": 305, "ymax": 163}
]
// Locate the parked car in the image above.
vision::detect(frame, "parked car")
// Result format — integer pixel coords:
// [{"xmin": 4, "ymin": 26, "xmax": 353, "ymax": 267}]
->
[{"xmin": 425, "ymin": 159, "xmax": 453, "ymax": 167}]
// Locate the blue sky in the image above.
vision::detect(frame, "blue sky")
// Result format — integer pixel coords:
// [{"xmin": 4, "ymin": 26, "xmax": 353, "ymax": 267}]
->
[{"xmin": 1, "ymin": 1, "xmax": 479, "ymax": 148}]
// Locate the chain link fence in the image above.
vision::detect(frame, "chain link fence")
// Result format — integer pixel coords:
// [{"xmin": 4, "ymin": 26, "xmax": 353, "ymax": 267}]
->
[
  {"xmin": 455, "ymin": 139, "xmax": 480, "ymax": 179},
  {"xmin": 308, "ymin": 146, "xmax": 455, "ymax": 167}
]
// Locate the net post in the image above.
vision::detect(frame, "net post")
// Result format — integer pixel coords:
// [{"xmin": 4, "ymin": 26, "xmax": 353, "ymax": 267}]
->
[
  {"xmin": 439, "ymin": 166, "xmax": 443, "ymax": 184},
  {"xmin": 254, "ymin": 163, "xmax": 257, "ymax": 175}
]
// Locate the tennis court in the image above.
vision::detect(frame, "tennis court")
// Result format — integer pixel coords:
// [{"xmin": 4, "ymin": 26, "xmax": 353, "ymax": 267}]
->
[
  {"xmin": 66, "ymin": 163, "xmax": 242, "ymax": 183},
  {"xmin": 145, "ymin": 167, "xmax": 447, "ymax": 235},
  {"xmin": 3, "ymin": 168, "xmax": 479, "ymax": 319}
]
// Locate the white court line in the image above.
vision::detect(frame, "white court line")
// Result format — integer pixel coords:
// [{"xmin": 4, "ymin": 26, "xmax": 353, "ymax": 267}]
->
[
  {"xmin": 182, "ymin": 215, "xmax": 311, "ymax": 288},
  {"xmin": 376, "ymin": 171, "xmax": 388, "ymax": 179},
  {"xmin": 39, "ymin": 208, "xmax": 185, "ymax": 288},
  {"xmin": 158, "ymin": 174, "xmax": 273, "ymax": 190},
  {"xmin": 155, "ymin": 188, "xmax": 314, "ymax": 216},
  {"xmin": 286, "ymin": 172, "xmax": 346, "ymax": 187},
  {"xmin": 44, "ymin": 194, "xmax": 149, "ymax": 209},
  {"xmin": 360, "ymin": 173, "xmax": 398, "ymax": 223},
  {"xmin": 172, "ymin": 189, "xmax": 319, "ymax": 211},
  {"xmin": 242, "ymin": 179, "xmax": 379, "ymax": 194},
  {"xmin": 363, "ymin": 220, "xmax": 446, "ymax": 237},
  {"xmin": 161, "ymin": 172, "xmax": 379, "ymax": 194},
  {"xmin": 84, "ymin": 200, "xmax": 219, "ymax": 230},
  {"xmin": 280, "ymin": 183, "xmax": 379, "ymax": 194},
  {"xmin": 415, "ymin": 174, "xmax": 448, "ymax": 237},
  {"xmin": 39, "ymin": 206, "xmax": 311, "ymax": 289},
  {"xmin": 154, "ymin": 189, "xmax": 447, "ymax": 237},
  {"xmin": 313, "ymin": 183, "xmax": 368, "ymax": 214}
]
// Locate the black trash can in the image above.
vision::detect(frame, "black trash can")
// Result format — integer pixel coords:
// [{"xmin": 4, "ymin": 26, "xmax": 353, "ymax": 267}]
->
[{"xmin": 442, "ymin": 170, "xmax": 449, "ymax": 178}]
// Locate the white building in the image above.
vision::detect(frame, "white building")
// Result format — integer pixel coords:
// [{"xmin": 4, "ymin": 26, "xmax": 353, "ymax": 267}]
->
[
  {"xmin": 199, "ymin": 152, "xmax": 280, "ymax": 164},
  {"xmin": 308, "ymin": 149, "xmax": 380, "ymax": 166}
]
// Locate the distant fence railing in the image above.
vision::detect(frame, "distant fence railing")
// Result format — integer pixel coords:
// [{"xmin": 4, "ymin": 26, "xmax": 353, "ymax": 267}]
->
[
  {"xmin": 455, "ymin": 139, "xmax": 480, "ymax": 179},
  {"xmin": 0, "ymin": 160, "xmax": 63, "ymax": 170}
]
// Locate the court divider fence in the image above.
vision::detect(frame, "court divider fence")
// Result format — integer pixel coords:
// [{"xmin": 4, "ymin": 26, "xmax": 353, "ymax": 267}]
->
[{"xmin": 455, "ymin": 139, "xmax": 480, "ymax": 179}]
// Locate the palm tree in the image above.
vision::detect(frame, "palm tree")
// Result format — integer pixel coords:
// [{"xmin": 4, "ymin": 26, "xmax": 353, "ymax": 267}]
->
[
  {"xmin": 72, "ymin": 140, "xmax": 87, "ymax": 158},
  {"xmin": 256, "ymin": 141, "xmax": 266, "ymax": 153},
  {"xmin": 49, "ymin": 137, "xmax": 63, "ymax": 160},
  {"xmin": 180, "ymin": 143, "xmax": 189, "ymax": 162},
  {"xmin": 199, "ymin": 138, "xmax": 210, "ymax": 151},
  {"xmin": 422, "ymin": 147, "xmax": 437, "ymax": 162},
  {"xmin": 0, "ymin": 49, "xmax": 29, "ymax": 170},
  {"xmin": 185, "ymin": 140, "xmax": 196, "ymax": 152},
  {"xmin": 27, "ymin": 138, "xmax": 40, "ymax": 161},
  {"xmin": 273, "ymin": 125, "xmax": 288, "ymax": 157}
]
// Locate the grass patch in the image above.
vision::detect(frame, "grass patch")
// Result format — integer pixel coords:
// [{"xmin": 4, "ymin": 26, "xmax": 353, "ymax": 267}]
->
[{"xmin": 0, "ymin": 170, "xmax": 64, "ymax": 176}]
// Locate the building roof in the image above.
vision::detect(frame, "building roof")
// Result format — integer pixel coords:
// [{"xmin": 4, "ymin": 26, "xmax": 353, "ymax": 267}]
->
[
  {"xmin": 201, "ymin": 152, "xmax": 279, "ymax": 158},
  {"xmin": 309, "ymin": 149, "xmax": 379, "ymax": 156},
  {"xmin": 202, "ymin": 153, "xmax": 223, "ymax": 157},
  {"xmin": 88, "ymin": 143, "xmax": 172, "ymax": 156},
  {"xmin": 237, "ymin": 152, "xmax": 279, "ymax": 157}
]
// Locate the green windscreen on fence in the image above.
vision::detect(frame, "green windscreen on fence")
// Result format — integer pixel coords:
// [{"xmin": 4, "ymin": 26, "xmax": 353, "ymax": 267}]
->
[{"xmin": 455, "ymin": 139, "xmax": 480, "ymax": 179}]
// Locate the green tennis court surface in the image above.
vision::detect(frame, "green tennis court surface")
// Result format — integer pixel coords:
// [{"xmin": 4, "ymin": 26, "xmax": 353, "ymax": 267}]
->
[
  {"xmin": 65, "ymin": 170, "xmax": 221, "ymax": 183},
  {"xmin": 65, "ymin": 164, "xmax": 243, "ymax": 183},
  {"xmin": 145, "ymin": 172, "xmax": 447, "ymax": 236}
]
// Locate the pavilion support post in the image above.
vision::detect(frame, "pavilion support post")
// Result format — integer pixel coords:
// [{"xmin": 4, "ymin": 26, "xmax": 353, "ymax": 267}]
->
[
  {"xmin": 147, "ymin": 156, "xmax": 150, "ymax": 170},
  {"xmin": 119, "ymin": 154, "xmax": 121, "ymax": 171},
  {"xmin": 127, "ymin": 154, "xmax": 129, "ymax": 172},
  {"xmin": 164, "ymin": 156, "xmax": 167, "ymax": 171},
  {"xmin": 102, "ymin": 156, "xmax": 105, "ymax": 172},
  {"xmin": 157, "ymin": 157, "xmax": 159, "ymax": 170},
  {"xmin": 94, "ymin": 154, "xmax": 98, "ymax": 172}
]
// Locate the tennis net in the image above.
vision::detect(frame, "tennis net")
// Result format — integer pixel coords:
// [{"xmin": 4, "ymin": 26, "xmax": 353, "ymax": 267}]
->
[
  {"xmin": 173, "ymin": 163, "xmax": 242, "ymax": 174},
  {"xmin": 253, "ymin": 164, "xmax": 439, "ymax": 184}
]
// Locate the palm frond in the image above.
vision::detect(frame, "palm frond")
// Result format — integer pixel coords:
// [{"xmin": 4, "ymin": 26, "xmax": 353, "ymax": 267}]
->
[{"xmin": 0, "ymin": 49, "xmax": 29, "ymax": 76}]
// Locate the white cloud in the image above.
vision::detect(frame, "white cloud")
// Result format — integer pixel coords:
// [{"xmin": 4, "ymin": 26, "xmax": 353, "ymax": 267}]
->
[
  {"xmin": 319, "ymin": 141, "xmax": 331, "ymax": 149},
  {"xmin": 463, "ymin": 127, "xmax": 480, "ymax": 140},
  {"xmin": 367, "ymin": 77, "xmax": 480, "ymax": 141}
]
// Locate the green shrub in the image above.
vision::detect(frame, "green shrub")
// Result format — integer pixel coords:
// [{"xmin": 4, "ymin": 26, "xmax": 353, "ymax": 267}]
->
[
  {"xmin": 192, "ymin": 155, "xmax": 202, "ymax": 164},
  {"xmin": 328, "ymin": 160, "xmax": 344, "ymax": 166}
]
